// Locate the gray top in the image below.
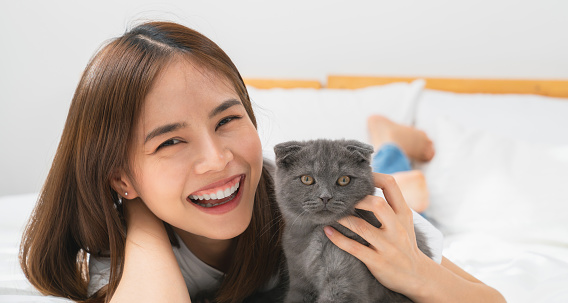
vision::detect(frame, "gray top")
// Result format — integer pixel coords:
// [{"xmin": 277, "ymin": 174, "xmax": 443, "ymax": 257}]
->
[{"xmin": 88, "ymin": 232, "xmax": 224, "ymax": 298}]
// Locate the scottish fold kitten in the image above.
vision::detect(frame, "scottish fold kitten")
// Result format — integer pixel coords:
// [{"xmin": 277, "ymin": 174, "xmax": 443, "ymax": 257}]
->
[{"xmin": 273, "ymin": 139, "xmax": 432, "ymax": 303}]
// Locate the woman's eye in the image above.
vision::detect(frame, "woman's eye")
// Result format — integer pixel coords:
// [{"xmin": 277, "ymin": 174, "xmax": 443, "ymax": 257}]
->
[
  {"xmin": 337, "ymin": 176, "xmax": 351, "ymax": 186},
  {"xmin": 216, "ymin": 115, "xmax": 242, "ymax": 130},
  {"xmin": 300, "ymin": 175, "xmax": 315, "ymax": 185},
  {"xmin": 156, "ymin": 138, "xmax": 181, "ymax": 151}
]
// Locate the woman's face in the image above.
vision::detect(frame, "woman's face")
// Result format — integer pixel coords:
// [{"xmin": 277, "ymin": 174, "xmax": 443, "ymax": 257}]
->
[{"xmin": 127, "ymin": 58, "xmax": 263, "ymax": 240}]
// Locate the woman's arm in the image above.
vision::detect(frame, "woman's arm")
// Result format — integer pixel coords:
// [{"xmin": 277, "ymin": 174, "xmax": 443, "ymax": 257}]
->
[
  {"xmin": 411, "ymin": 256, "xmax": 505, "ymax": 303},
  {"xmin": 324, "ymin": 173, "xmax": 506, "ymax": 303},
  {"xmin": 110, "ymin": 199, "xmax": 191, "ymax": 303}
]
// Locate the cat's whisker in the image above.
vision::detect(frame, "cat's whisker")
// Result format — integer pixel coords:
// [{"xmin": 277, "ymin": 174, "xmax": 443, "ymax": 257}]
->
[
  {"xmin": 327, "ymin": 200, "xmax": 348, "ymax": 214},
  {"xmin": 290, "ymin": 210, "xmax": 308, "ymax": 230},
  {"xmin": 265, "ymin": 214, "xmax": 284, "ymax": 242},
  {"xmin": 257, "ymin": 213, "xmax": 284, "ymax": 244}
]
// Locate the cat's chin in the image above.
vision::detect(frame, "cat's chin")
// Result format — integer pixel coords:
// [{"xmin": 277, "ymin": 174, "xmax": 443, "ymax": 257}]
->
[{"xmin": 307, "ymin": 210, "xmax": 346, "ymax": 225}]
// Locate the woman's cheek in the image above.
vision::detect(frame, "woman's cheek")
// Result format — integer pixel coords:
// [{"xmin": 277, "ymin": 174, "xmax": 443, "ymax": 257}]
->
[
  {"xmin": 137, "ymin": 161, "xmax": 185, "ymax": 207},
  {"xmin": 243, "ymin": 132, "xmax": 263, "ymax": 170}
]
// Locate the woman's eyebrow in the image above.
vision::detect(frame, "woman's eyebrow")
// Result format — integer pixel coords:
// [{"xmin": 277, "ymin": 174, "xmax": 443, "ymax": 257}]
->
[
  {"xmin": 209, "ymin": 99, "xmax": 242, "ymax": 118},
  {"xmin": 144, "ymin": 122, "xmax": 187, "ymax": 144}
]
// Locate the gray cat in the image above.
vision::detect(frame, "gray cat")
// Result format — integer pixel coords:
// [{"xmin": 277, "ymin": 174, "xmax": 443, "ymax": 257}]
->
[{"xmin": 273, "ymin": 139, "xmax": 432, "ymax": 303}]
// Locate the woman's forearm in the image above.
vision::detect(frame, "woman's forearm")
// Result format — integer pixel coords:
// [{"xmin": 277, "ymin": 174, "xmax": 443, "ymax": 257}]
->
[
  {"xmin": 110, "ymin": 200, "xmax": 190, "ymax": 303},
  {"xmin": 411, "ymin": 256, "xmax": 506, "ymax": 303}
]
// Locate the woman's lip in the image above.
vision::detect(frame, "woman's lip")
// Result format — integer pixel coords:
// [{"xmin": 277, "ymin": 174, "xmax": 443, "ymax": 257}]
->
[
  {"xmin": 189, "ymin": 174, "xmax": 243, "ymax": 195},
  {"xmin": 187, "ymin": 175, "xmax": 246, "ymax": 215}
]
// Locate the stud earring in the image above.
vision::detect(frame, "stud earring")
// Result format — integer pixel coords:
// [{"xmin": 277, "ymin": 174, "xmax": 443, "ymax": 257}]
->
[{"xmin": 125, "ymin": 192, "xmax": 128, "ymax": 197}]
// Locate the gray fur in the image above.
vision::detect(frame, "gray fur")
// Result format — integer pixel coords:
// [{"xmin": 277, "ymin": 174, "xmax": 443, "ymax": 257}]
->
[{"xmin": 273, "ymin": 139, "xmax": 432, "ymax": 303}]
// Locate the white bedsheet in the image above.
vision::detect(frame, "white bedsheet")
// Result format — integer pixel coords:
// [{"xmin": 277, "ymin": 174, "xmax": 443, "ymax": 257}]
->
[{"xmin": 444, "ymin": 233, "xmax": 568, "ymax": 302}]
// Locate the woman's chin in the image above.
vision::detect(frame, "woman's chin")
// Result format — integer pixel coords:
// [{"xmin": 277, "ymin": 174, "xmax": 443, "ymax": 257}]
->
[
  {"xmin": 189, "ymin": 199, "xmax": 254, "ymax": 240},
  {"xmin": 209, "ymin": 225, "xmax": 249, "ymax": 240}
]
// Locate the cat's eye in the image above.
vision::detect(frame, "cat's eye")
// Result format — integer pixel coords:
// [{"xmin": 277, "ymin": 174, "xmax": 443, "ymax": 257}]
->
[
  {"xmin": 300, "ymin": 175, "xmax": 314, "ymax": 185},
  {"xmin": 337, "ymin": 176, "xmax": 351, "ymax": 186}
]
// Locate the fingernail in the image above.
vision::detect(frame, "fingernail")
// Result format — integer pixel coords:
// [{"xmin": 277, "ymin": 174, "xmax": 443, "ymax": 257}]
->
[{"xmin": 324, "ymin": 226, "xmax": 334, "ymax": 236}]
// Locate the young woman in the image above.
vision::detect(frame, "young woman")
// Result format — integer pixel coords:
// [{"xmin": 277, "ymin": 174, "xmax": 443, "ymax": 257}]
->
[{"xmin": 19, "ymin": 21, "xmax": 505, "ymax": 303}]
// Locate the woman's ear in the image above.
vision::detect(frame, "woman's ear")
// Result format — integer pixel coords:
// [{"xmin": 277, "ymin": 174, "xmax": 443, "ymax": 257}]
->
[{"xmin": 110, "ymin": 169, "xmax": 139, "ymax": 200}]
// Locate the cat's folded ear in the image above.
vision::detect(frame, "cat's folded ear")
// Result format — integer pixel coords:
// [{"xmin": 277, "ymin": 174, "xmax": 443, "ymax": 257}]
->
[
  {"xmin": 274, "ymin": 141, "xmax": 305, "ymax": 168},
  {"xmin": 344, "ymin": 140, "xmax": 374, "ymax": 164}
]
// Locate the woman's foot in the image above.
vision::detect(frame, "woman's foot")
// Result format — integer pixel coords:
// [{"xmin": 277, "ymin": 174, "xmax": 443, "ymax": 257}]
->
[
  {"xmin": 392, "ymin": 170, "xmax": 430, "ymax": 213},
  {"xmin": 367, "ymin": 115, "xmax": 435, "ymax": 162}
]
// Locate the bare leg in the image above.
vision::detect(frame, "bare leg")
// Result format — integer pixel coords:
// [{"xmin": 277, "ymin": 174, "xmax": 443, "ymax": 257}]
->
[
  {"xmin": 367, "ymin": 115, "xmax": 433, "ymax": 212},
  {"xmin": 367, "ymin": 115, "xmax": 435, "ymax": 162},
  {"xmin": 391, "ymin": 170, "xmax": 430, "ymax": 212}
]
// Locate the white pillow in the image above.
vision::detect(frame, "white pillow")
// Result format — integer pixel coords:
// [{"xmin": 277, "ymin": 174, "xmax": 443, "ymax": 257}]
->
[
  {"xmin": 415, "ymin": 90, "xmax": 568, "ymax": 146},
  {"xmin": 420, "ymin": 118, "xmax": 568, "ymax": 244},
  {"xmin": 249, "ymin": 80, "xmax": 425, "ymax": 160}
]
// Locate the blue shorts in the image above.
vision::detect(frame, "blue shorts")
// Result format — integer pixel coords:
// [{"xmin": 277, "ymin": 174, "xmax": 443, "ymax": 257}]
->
[{"xmin": 371, "ymin": 143, "xmax": 411, "ymax": 174}]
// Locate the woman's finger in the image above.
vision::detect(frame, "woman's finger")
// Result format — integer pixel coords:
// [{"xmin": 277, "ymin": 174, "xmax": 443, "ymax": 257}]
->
[
  {"xmin": 324, "ymin": 225, "xmax": 377, "ymax": 263},
  {"xmin": 373, "ymin": 173, "xmax": 412, "ymax": 219},
  {"xmin": 352, "ymin": 195, "xmax": 397, "ymax": 230},
  {"xmin": 337, "ymin": 214, "xmax": 383, "ymax": 248}
]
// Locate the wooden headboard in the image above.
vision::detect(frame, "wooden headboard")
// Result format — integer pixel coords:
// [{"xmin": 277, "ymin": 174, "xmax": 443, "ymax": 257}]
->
[
  {"xmin": 244, "ymin": 76, "xmax": 568, "ymax": 98},
  {"xmin": 244, "ymin": 78, "xmax": 322, "ymax": 89},
  {"xmin": 327, "ymin": 75, "xmax": 568, "ymax": 98}
]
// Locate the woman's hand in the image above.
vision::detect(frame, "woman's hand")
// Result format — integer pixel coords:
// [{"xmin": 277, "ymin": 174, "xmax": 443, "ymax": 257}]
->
[
  {"xmin": 111, "ymin": 198, "xmax": 191, "ymax": 303},
  {"xmin": 324, "ymin": 173, "xmax": 506, "ymax": 303},
  {"xmin": 123, "ymin": 197, "xmax": 167, "ymax": 238},
  {"xmin": 324, "ymin": 173, "xmax": 429, "ymax": 297}
]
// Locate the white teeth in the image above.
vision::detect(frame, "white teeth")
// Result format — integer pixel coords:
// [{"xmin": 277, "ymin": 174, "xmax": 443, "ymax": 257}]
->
[
  {"xmin": 190, "ymin": 181, "xmax": 240, "ymax": 201},
  {"xmin": 216, "ymin": 189, "xmax": 225, "ymax": 199}
]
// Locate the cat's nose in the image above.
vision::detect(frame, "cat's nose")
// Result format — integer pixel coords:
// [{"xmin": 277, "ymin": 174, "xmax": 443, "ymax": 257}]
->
[{"xmin": 320, "ymin": 196, "xmax": 331, "ymax": 205}]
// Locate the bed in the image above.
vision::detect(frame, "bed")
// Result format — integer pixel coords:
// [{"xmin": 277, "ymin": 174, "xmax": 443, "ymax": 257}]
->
[{"xmin": 2, "ymin": 75, "xmax": 568, "ymax": 302}]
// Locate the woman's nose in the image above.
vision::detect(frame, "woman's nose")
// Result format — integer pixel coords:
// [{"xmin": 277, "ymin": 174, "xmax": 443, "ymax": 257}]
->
[{"xmin": 193, "ymin": 136, "xmax": 234, "ymax": 174}]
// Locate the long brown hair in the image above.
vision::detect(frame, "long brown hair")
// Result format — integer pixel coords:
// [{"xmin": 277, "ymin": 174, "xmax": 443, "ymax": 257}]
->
[{"xmin": 19, "ymin": 21, "xmax": 283, "ymax": 303}]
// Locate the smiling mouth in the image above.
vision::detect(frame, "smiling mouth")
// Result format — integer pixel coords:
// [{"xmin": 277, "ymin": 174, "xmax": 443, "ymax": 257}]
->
[{"xmin": 187, "ymin": 176, "xmax": 242, "ymax": 208}]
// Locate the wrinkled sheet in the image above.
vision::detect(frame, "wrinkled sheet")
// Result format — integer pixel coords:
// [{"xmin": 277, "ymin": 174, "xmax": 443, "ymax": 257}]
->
[{"xmin": 443, "ymin": 233, "xmax": 568, "ymax": 303}]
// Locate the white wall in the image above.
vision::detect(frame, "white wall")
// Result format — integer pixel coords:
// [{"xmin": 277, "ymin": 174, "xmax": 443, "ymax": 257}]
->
[{"xmin": 1, "ymin": 0, "xmax": 567, "ymax": 195}]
